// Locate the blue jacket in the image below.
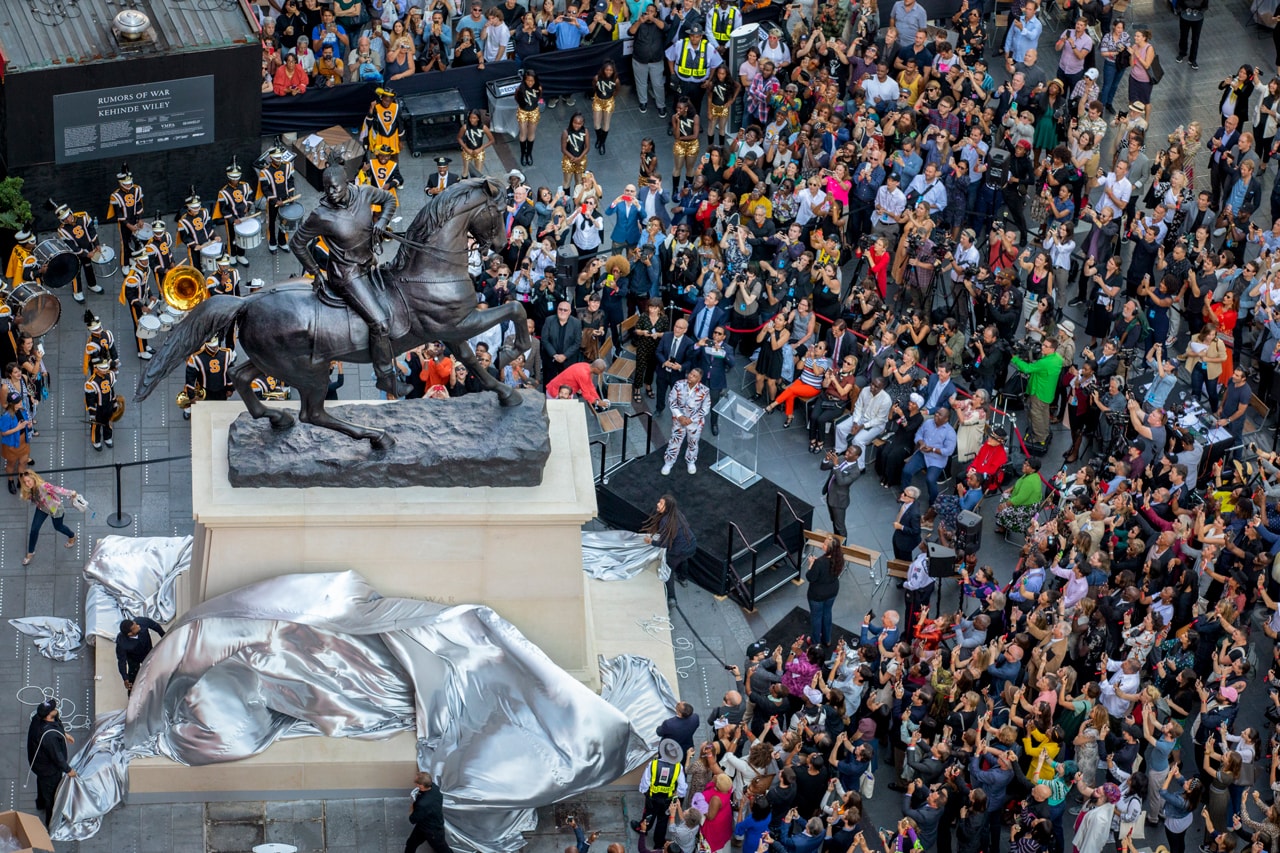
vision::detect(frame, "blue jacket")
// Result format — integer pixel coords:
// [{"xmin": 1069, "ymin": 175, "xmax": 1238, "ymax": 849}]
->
[
  {"xmin": 969, "ymin": 753, "xmax": 1013, "ymax": 811},
  {"xmin": 780, "ymin": 819, "xmax": 825, "ymax": 853},
  {"xmin": 607, "ymin": 200, "xmax": 643, "ymax": 246},
  {"xmin": 637, "ymin": 186, "xmax": 672, "ymax": 227},
  {"xmin": 547, "ymin": 16, "xmax": 588, "ymax": 48}
]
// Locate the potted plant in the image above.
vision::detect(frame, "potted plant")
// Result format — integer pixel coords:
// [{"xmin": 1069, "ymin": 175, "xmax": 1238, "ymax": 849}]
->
[{"xmin": 0, "ymin": 176, "xmax": 32, "ymax": 262}]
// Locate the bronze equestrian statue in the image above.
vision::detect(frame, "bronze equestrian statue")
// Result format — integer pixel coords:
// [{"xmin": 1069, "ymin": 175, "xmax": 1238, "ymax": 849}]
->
[{"xmin": 135, "ymin": 170, "xmax": 529, "ymax": 451}]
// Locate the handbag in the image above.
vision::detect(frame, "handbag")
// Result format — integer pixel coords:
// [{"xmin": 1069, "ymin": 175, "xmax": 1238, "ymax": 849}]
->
[
  {"xmin": 1115, "ymin": 46, "xmax": 1130, "ymax": 71},
  {"xmin": 860, "ymin": 767, "xmax": 876, "ymax": 799},
  {"xmin": 1148, "ymin": 52, "xmax": 1164, "ymax": 85},
  {"xmin": 71, "ymin": 494, "xmax": 88, "ymax": 513}
]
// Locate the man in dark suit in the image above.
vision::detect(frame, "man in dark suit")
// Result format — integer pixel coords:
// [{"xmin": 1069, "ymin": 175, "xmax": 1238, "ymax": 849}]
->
[
  {"xmin": 505, "ymin": 184, "xmax": 536, "ymax": 238},
  {"xmin": 541, "ymin": 301, "xmax": 582, "ymax": 382},
  {"xmin": 424, "ymin": 157, "xmax": 459, "ymax": 196},
  {"xmin": 654, "ymin": 315, "xmax": 696, "ymax": 413},
  {"xmin": 1090, "ymin": 339, "xmax": 1120, "ymax": 381},
  {"xmin": 654, "ymin": 701, "xmax": 700, "ymax": 755},
  {"xmin": 1208, "ymin": 115, "xmax": 1241, "ymax": 209},
  {"xmin": 695, "ymin": 324, "xmax": 735, "ymax": 435},
  {"xmin": 891, "ymin": 486, "xmax": 922, "ymax": 560},
  {"xmin": 820, "ymin": 445, "xmax": 862, "ymax": 539},
  {"xmin": 689, "ymin": 290, "xmax": 728, "ymax": 345},
  {"xmin": 826, "ymin": 319, "xmax": 857, "ymax": 368}
]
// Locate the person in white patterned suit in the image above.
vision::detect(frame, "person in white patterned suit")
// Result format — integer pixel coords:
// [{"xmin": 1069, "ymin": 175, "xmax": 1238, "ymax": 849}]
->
[{"xmin": 662, "ymin": 367, "xmax": 711, "ymax": 476}]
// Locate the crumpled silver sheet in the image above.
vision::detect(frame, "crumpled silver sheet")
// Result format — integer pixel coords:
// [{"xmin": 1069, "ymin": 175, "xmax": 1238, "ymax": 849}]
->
[
  {"xmin": 581, "ymin": 530, "xmax": 662, "ymax": 581},
  {"xmin": 52, "ymin": 571, "xmax": 673, "ymax": 851},
  {"xmin": 10, "ymin": 616, "xmax": 83, "ymax": 661},
  {"xmin": 82, "ymin": 535, "xmax": 192, "ymax": 643},
  {"xmin": 599, "ymin": 654, "xmax": 678, "ymax": 768}
]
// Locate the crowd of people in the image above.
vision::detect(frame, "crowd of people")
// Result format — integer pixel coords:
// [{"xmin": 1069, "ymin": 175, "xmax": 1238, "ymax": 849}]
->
[
  {"xmin": 244, "ymin": 0, "xmax": 1280, "ymax": 852},
  {"xmin": 15, "ymin": 0, "xmax": 1280, "ymax": 847}
]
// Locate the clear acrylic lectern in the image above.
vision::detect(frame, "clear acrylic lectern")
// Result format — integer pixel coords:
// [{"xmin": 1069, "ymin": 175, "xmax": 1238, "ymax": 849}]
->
[{"xmin": 711, "ymin": 390, "xmax": 764, "ymax": 488}]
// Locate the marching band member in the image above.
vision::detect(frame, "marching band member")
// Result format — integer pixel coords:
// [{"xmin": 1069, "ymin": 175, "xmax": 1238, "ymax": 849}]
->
[
  {"xmin": 84, "ymin": 355, "xmax": 118, "ymax": 450},
  {"xmin": 177, "ymin": 193, "xmax": 219, "ymax": 266},
  {"xmin": 55, "ymin": 202, "xmax": 103, "ymax": 303},
  {"xmin": 82, "ymin": 310, "xmax": 119, "ymax": 376},
  {"xmin": 18, "ymin": 257, "xmax": 39, "ymax": 290},
  {"xmin": 257, "ymin": 146, "xmax": 297, "ymax": 254},
  {"xmin": 5, "ymin": 231, "xmax": 35, "ymax": 286},
  {"xmin": 118, "ymin": 248, "xmax": 154, "ymax": 360},
  {"xmin": 361, "ymin": 88, "xmax": 405, "ymax": 158},
  {"xmin": 181, "ymin": 336, "xmax": 234, "ymax": 421},
  {"xmin": 206, "ymin": 255, "xmax": 241, "ymax": 297},
  {"xmin": 357, "ymin": 145, "xmax": 404, "ymax": 205},
  {"xmin": 213, "ymin": 161, "xmax": 255, "ymax": 267},
  {"xmin": 424, "ymin": 156, "xmax": 458, "ymax": 196},
  {"xmin": 106, "ymin": 164, "xmax": 145, "ymax": 255},
  {"xmin": 250, "ymin": 374, "xmax": 291, "ymax": 401},
  {"xmin": 206, "ymin": 256, "xmax": 241, "ymax": 350},
  {"xmin": 145, "ymin": 220, "xmax": 175, "ymax": 280}
]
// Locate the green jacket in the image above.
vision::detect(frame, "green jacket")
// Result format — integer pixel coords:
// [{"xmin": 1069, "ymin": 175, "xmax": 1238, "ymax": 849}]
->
[
  {"xmin": 1010, "ymin": 353, "xmax": 1064, "ymax": 404},
  {"xmin": 1009, "ymin": 473, "xmax": 1045, "ymax": 506}
]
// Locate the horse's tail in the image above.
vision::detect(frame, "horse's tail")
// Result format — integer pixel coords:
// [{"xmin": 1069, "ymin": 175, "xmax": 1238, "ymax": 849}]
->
[{"xmin": 134, "ymin": 295, "xmax": 247, "ymax": 402}]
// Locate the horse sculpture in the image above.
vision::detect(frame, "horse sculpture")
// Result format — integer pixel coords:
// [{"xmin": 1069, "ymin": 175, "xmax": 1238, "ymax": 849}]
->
[{"xmin": 135, "ymin": 178, "xmax": 529, "ymax": 450}]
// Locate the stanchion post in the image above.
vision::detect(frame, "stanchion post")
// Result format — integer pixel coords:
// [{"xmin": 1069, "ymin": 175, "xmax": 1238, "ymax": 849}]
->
[{"xmin": 106, "ymin": 462, "xmax": 132, "ymax": 529}]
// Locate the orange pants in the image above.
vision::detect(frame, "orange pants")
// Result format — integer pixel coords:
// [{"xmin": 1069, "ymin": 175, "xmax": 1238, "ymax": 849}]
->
[{"xmin": 774, "ymin": 381, "xmax": 821, "ymax": 416}]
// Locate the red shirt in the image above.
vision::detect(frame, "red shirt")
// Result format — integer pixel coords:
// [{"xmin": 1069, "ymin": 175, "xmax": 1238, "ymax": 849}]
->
[{"xmin": 545, "ymin": 361, "xmax": 600, "ymax": 404}]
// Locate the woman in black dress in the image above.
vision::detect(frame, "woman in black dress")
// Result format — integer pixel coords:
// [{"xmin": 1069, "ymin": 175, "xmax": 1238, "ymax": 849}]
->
[
  {"xmin": 1082, "ymin": 254, "xmax": 1122, "ymax": 346},
  {"xmin": 754, "ymin": 311, "xmax": 790, "ymax": 404},
  {"xmin": 632, "ymin": 297, "xmax": 668, "ymax": 402},
  {"xmin": 642, "ymin": 493, "xmax": 697, "ymax": 605},
  {"xmin": 591, "ymin": 60, "xmax": 620, "ymax": 155},
  {"xmin": 514, "ymin": 69, "xmax": 543, "ymax": 167},
  {"xmin": 875, "ymin": 394, "xmax": 924, "ymax": 487}
]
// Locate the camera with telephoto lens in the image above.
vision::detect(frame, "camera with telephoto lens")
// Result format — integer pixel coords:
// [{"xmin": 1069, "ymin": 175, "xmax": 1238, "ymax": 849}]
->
[
  {"xmin": 906, "ymin": 232, "xmax": 924, "ymax": 254},
  {"xmin": 857, "ymin": 233, "xmax": 875, "ymax": 251},
  {"xmin": 1013, "ymin": 336, "xmax": 1039, "ymax": 362}
]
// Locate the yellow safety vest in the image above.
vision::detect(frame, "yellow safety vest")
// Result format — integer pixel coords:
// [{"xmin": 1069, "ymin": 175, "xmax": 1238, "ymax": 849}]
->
[
  {"xmin": 647, "ymin": 759, "xmax": 681, "ymax": 797},
  {"xmin": 675, "ymin": 39, "xmax": 709, "ymax": 79},
  {"xmin": 710, "ymin": 7, "xmax": 736, "ymax": 41}
]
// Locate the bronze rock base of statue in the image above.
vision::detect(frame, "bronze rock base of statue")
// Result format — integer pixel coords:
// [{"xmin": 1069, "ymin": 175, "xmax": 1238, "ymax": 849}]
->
[{"xmin": 226, "ymin": 391, "xmax": 551, "ymax": 489}]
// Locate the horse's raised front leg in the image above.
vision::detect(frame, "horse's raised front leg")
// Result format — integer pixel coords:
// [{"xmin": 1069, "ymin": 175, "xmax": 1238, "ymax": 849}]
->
[
  {"xmin": 228, "ymin": 359, "xmax": 295, "ymax": 431},
  {"xmin": 297, "ymin": 383, "xmax": 396, "ymax": 450},
  {"xmin": 447, "ymin": 338, "xmax": 519, "ymax": 407},
  {"xmin": 448, "ymin": 302, "xmax": 530, "ymax": 375}
]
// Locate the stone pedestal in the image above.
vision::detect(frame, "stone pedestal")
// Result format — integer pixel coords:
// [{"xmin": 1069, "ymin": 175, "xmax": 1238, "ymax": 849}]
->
[
  {"xmin": 190, "ymin": 399, "xmax": 599, "ymax": 686},
  {"xmin": 89, "ymin": 398, "xmax": 678, "ymax": 802}
]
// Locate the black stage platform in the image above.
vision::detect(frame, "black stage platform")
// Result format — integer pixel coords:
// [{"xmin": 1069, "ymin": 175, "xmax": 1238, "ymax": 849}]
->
[{"xmin": 596, "ymin": 443, "xmax": 814, "ymax": 598}]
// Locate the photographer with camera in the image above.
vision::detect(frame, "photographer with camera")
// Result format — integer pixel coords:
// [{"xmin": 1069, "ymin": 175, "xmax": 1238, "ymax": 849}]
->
[
  {"xmin": 1010, "ymin": 337, "xmax": 1064, "ymax": 447},
  {"xmin": 930, "ymin": 318, "xmax": 967, "ymax": 373},
  {"xmin": 968, "ymin": 325, "xmax": 1011, "ymax": 395}
]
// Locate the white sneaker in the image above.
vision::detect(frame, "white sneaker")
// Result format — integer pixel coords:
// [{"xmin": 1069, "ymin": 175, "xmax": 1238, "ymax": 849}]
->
[
  {"xmin": 661, "ymin": 462, "xmax": 673, "ymax": 475},
  {"xmin": 138, "ymin": 351, "xmax": 153, "ymax": 360},
  {"xmin": 687, "ymin": 463, "xmax": 697, "ymax": 475},
  {"xmin": 73, "ymin": 293, "xmax": 85, "ymax": 303}
]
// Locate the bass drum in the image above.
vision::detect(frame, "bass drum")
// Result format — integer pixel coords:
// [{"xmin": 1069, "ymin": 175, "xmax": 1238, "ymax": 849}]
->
[
  {"xmin": 6, "ymin": 283, "xmax": 62, "ymax": 336},
  {"xmin": 33, "ymin": 239, "xmax": 78, "ymax": 288}
]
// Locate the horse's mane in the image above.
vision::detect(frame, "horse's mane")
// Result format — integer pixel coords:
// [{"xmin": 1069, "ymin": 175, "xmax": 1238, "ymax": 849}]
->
[{"xmin": 390, "ymin": 178, "xmax": 499, "ymax": 272}]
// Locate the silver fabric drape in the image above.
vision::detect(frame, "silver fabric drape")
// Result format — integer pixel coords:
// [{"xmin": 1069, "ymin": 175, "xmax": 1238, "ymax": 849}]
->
[
  {"xmin": 581, "ymin": 530, "xmax": 662, "ymax": 581},
  {"xmin": 52, "ymin": 571, "xmax": 675, "ymax": 851},
  {"xmin": 10, "ymin": 616, "xmax": 83, "ymax": 661},
  {"xmin": 82, "ymin": 535, "xmax": 192, "ymax": 643},
  {"xmin": 599, "ymin": 654, "xmax": 679, "ymax": 768}
]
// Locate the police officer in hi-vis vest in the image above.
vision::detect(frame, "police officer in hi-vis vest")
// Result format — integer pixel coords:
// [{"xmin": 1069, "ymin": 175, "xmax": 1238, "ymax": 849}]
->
[
  {"xmin": 664, "ymin": 24, "xmax": 721, "ymax": 119},
  {"xmin": 629, "ymin": 738, "xmax": 687, "ymax": 848}
]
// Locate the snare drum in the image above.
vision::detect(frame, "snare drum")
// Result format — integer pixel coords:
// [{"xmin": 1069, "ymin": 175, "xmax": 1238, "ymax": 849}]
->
[
  {"xmin": 135, "ymin": 224, "xmax": 154, "ymax": 243},
  {"xmin": 278, "ymin": 202, "xmax": 304, "ymax": 233},
  {"xmin": 90, "ymin": 245, "xmax": 119, "ymax": 278},
  {"xmin": 136, "ymin": 314, "xmax": 162, "ymax": 339},
  {"xmin": 6, "ymin": 283, "xmax": 62, "ymax": 336},
  {"xmin": 33, "ymin": 239, "xmax": 78, "ymax": 288},
  {"xmin": 234, "ymin": 218, "xmax": 263, "ymax": 250},
  {"xmin": 200, "ymin": 242, "xmax": 223, "ymax": 273},
  {"xmin": 158, "ymin": 312, "xmax": 176, "ymax": 331}
]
